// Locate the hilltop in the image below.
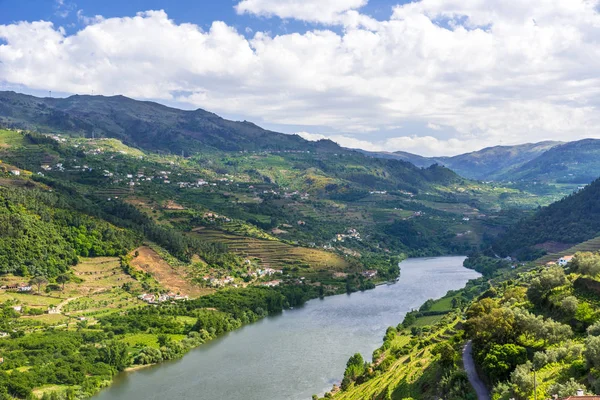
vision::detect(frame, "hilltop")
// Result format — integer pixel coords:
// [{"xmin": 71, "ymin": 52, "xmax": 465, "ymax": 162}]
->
[{"xmin": 0, "ymin": 91, "xmax": 338, "ymax": 154}]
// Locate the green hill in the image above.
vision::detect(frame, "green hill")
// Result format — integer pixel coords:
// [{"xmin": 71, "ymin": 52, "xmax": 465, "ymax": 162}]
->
[
  {"xmin": 439, "ymin": 141, "xmax": 562, "ymax": 181},
  {"xmin": 496, "ymin": 139, "xmax": 600, "ymax": 183},
  {"xmin": 493, "ymin": 177, "xmax": 600, "ymax": 259},
  {"xmin": 0, "ymin": 91, "xmax": 337, "ymax": 154}
]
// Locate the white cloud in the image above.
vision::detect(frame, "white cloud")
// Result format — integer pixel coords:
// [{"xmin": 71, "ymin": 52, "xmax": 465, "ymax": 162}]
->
[
  {"xmin": 77, "ymin": 10, "xmax": 105, "ymax": 26},
  {"xmin": 54, "ymin": 0, "xmax": 76, "ymax": 18},
  {"xmin": 235, "ymin": 0, "xmax": 371, "ymax": 26},
  {"xmin": 297, "ymin": 132, "xmax": 487, "ymax": 156},
  {"xmin": 1, "ymin": 3, "xmax": 600, "ymax": 156}
]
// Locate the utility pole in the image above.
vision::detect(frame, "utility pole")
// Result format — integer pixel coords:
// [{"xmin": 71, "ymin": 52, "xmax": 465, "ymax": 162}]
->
[{"xmin": 533, "ymin": 367, "xmax": 537, "ymax": 400}]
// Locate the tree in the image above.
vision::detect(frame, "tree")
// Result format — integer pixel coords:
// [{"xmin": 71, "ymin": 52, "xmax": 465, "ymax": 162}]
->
[
  {"xmin": 560, "ymin": 296, "xmax": 579, "ymax": 318},
  {"xmin": 157, "ymin": 334, "xmax": 173, "ymax": 348},
  {"xmin": 549, "ymin": 378, "xmax": 587, "ymax": 398},
  {"xmin": 98, "ymin": 341, "xmax": 131, "ymax": 371},
  {"xmin": 527, "ymin": 266, "xmax": 567, "ymax": 305},
  {"xmin": 585, "ymin": 335, "xmax": 600, "ymax": 368},
  {"xmin": 573, "ymin": 252, "xmax": 600, "ymax": 277},
  {"xmin": 511, "ymin": 362, "xmax": 534, "ymax": 398},
  {"xmin": 56, "ymin": 274, "xmax": 70, "ymax": 291},
  {"xmin": 432, "ymin": 342, "xmax": 456, "ymax": 367},
  {"xmin": 29, "ymin": 275, "xmax": 48, "ymax": 294},
  {"xmin": 482, "ymin": 343, "xmax": 527, "ymax": 382},
  {"xmin": 341, "ymin": 353, "xmax": 366, "ymax": 390}
]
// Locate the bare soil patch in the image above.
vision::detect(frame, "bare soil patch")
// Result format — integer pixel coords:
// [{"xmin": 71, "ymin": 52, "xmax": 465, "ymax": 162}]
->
[{"xmin": 131, "ymin": 246, "xmax": 212, "ymax": 298}]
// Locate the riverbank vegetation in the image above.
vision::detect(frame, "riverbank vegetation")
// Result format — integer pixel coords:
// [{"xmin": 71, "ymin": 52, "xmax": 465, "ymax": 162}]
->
[{"xmin": 0, "ymin": 125, "xmax": 581, "ymax": 399}]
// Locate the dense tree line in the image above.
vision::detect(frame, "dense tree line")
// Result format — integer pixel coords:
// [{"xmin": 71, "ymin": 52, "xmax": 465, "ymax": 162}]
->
[
  {"xmin": 493, "ymin": 177, "xmax": 600, "ymax": 259},
  {"xmin": 0, "ymin": 187, "xmax": 137, "ymax": 277}
]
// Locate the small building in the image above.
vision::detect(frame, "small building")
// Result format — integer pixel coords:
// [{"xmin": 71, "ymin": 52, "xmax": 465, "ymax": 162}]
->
[
  {"xmin": 562, "ymin": 388, "xmax": 600, "ymax": 399},
  {"xmin": 12, "ymin": 306, "xmax": 22, "ymax": 313},
  {"xmin": 18, "ymin": 285, "xmax": 32, "ymax": 292},
  {"xmin": 362, "ymin": 270, "xmax": 378, "ymax": 279},
  {"xmin": 48, "ymin": 307, "xmax": 60, "ymax": 315},
  {"xmin": 138, "ymin": 293, "xmax": 156, "ymax": 303},
  {"xmin": 10, "ymin": 170, "xmax": 20, "ymax": 176},
  {"xmin": 559, "ymin": 255, "xmax": 575, "ymax": 267}
]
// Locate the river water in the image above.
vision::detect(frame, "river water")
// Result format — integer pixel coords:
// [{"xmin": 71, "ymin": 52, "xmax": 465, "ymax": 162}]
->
[{"xmin": 94, "ymin": 256, "xmax": 480, "ymax": 400}]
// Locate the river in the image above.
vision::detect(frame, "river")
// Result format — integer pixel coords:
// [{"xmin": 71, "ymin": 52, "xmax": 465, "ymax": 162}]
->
[{"xmin": 94, "ymin": 256, "xmax": 480, "ymax": 400}]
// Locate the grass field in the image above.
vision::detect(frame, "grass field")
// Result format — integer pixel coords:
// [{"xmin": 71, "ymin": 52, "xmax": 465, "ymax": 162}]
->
[
  {"xmin": 121, "ymin": 333, "xmax": 187, "ymax": 349},
  {"xmin": 0, "ymin": 129, "xmax": 26, "ymax": 147},
  {"xmin": 192, "ymin": 228, "xmax": 349, "ymax": 271}
]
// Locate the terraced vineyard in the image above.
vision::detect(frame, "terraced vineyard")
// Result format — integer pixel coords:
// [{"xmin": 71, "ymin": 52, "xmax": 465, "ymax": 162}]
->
[
  {"xmin": 535, "ymin": 235, "xmax": 600, "ymax": 265},
  {"xmin": 192, "ymin": 227, "xmax": 349, "ymax": 271},
  {"xmin": 333, "ymin": 317, "xmax": 464, "ymax": 400}
]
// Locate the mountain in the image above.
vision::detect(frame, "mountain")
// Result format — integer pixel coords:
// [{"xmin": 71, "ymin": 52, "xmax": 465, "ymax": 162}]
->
[
  {"xmin": 438, "ymin": 141, "xmax": 562, "ymax": 180},
  {"xmin": 0, "ymin": 91, "xmax": 339, "ymax": 154},
  {"xmin": 494, "ymin": 139, "xmax": 600, "ymax": 183},
  {"xmin": 357, "ymin": 142, "xmax": 565, "ymax": 180},
  {"xmin": 354, "ymin": 149, "xmax": 439, "ymax": 168},
  {"xmin": 360, "ymin": 140, "xmax": 600, "ymax": 185},
  {"xmin": 493, "ymin": 177, "xmax": 600, "ymax": 259}
]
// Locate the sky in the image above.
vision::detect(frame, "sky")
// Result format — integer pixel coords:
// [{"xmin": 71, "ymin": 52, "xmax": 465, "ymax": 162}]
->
[{"xmin": 1, "ymin": 0, "xmax": 600, "ymax": 156}]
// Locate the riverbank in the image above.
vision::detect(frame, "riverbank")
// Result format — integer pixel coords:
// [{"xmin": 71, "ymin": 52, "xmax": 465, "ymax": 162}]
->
[
  {"xmin": 93, "ymin": 257, "xmax": 480, "ymax": 400},
  {"xmin": 323, "ymin": 258, "xmax": 491, "ymax": 400}
]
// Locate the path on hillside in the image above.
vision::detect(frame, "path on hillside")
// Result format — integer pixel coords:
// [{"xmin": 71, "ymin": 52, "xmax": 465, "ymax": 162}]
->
[
  {"xmin": 463, "ymin": 340, "xmax": 491, "ymax": 400},
  {"xmin": 56, "ymin": 296, "xmax": 80, "ymax": 313}
]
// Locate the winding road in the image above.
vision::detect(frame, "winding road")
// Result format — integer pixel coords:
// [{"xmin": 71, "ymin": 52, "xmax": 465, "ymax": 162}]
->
[{"xmin": 463, "ymin": 340, "xmax": 491, "ymax": 400}]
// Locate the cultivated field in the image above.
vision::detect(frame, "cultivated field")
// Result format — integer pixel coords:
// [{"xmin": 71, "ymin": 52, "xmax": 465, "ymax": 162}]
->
[{"xmin": 192, "ymin": 228, "xmax": 349, "ymax": 271}]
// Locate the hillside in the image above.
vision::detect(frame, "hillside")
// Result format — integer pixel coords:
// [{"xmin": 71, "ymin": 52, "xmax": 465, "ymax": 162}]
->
[
  {"xmin": 0, "ymin": 91, "xmax": 337, "ymax": 154},
  {"xmin": 355, "ymin": 149, "xmax": 439, "ymax": 168},
  {"xmin": 439, "ymin": 141, "xmax": 561, "ymax": 180},
  {"xmin": 493, "ymin": 177, "xmax": 600, "ymax": 260},
  {"xmin": 496, "ymin": 139, "xmax": 600, "ymax": 183}
]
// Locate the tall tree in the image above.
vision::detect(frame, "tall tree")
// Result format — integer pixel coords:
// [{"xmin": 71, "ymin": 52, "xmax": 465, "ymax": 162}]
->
[{"xmin": 29, "ymin": 276, "xmax": 48, "ymax": 294}]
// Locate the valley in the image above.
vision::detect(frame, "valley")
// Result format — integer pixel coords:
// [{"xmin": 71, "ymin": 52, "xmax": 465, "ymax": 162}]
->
[{"xmin": 0, "ymin": 93, "xmax": 599, "ymax": 400}]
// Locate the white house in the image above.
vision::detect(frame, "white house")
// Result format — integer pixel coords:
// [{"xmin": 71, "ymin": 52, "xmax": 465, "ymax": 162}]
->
[{"xmin": 558, "ymin": 255, "xmax": 574, "ymax": 267}]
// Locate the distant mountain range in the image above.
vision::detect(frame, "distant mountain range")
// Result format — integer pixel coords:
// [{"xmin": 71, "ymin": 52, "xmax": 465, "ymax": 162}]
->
[
  {"xmin": 2, "ymin": 91, "xmax": 599, "ymax": 184},
  {"xmin": 361, "ymin": 139, "xmax": 600, "ymax": 184}
]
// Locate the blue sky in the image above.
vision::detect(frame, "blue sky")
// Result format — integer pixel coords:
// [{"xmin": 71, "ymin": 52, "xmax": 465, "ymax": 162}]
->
[
  {"xmin": 1, "ymin": 0, "xmax": 600, "ymax": 156},
  {"xmin": 0, "ymin": 0, "xmax": 405, "ymax": 37}
]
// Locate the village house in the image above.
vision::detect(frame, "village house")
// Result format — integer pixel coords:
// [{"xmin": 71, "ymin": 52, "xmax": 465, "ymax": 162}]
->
[
  {"xmin": 18, "ymin": 285, "xmax": 32, "ymax": 292},
  {"xmin": 0, "ymin": 332, "xmax": 8, "ymax": 338},
  {"xmin": 262, "ymin": 280, "xmax": 281, "ymax": 287},
  {"xmin": 559, "ymin": 255, "xmax": 575, "ymax": 267},
  {"xmin": 168, "ymin": 293, "xmax": 189, "ymax": 301},
  {"xmin": 12, "ymin": 306, "xmax": 22, "ymax": 313},
  {"xmin": 48, "ymin": 307, "xmax": 60, "ymax": 315},
  {"xmin": 138, "ymin": 293, "xmax": 156, "ymax": 303},
  {"xmin": 157, "ymin": 294, "xmax": 170, "ymax": 303},
  {"xmin": 362, "ymin": 270, "xmax": 378, "ymax": 279},
  {"xmin": 562, "ymin": 389, "xmax": 600, "ymax": 399},
  {"xmin": 10, "ymin": 170, "xmax": 20, "ymax": 176}
]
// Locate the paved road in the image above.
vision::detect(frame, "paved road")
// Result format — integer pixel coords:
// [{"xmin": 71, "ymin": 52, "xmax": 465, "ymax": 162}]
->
[{"xmin": 463, "ymin": 340, "xmax": 491, "ymax": 400}]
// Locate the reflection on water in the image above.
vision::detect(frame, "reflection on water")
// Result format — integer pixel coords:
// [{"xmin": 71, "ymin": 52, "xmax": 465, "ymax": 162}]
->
[{"xmin": 94, "ymin": 256, "xmax": 480, "ymax": 400}]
